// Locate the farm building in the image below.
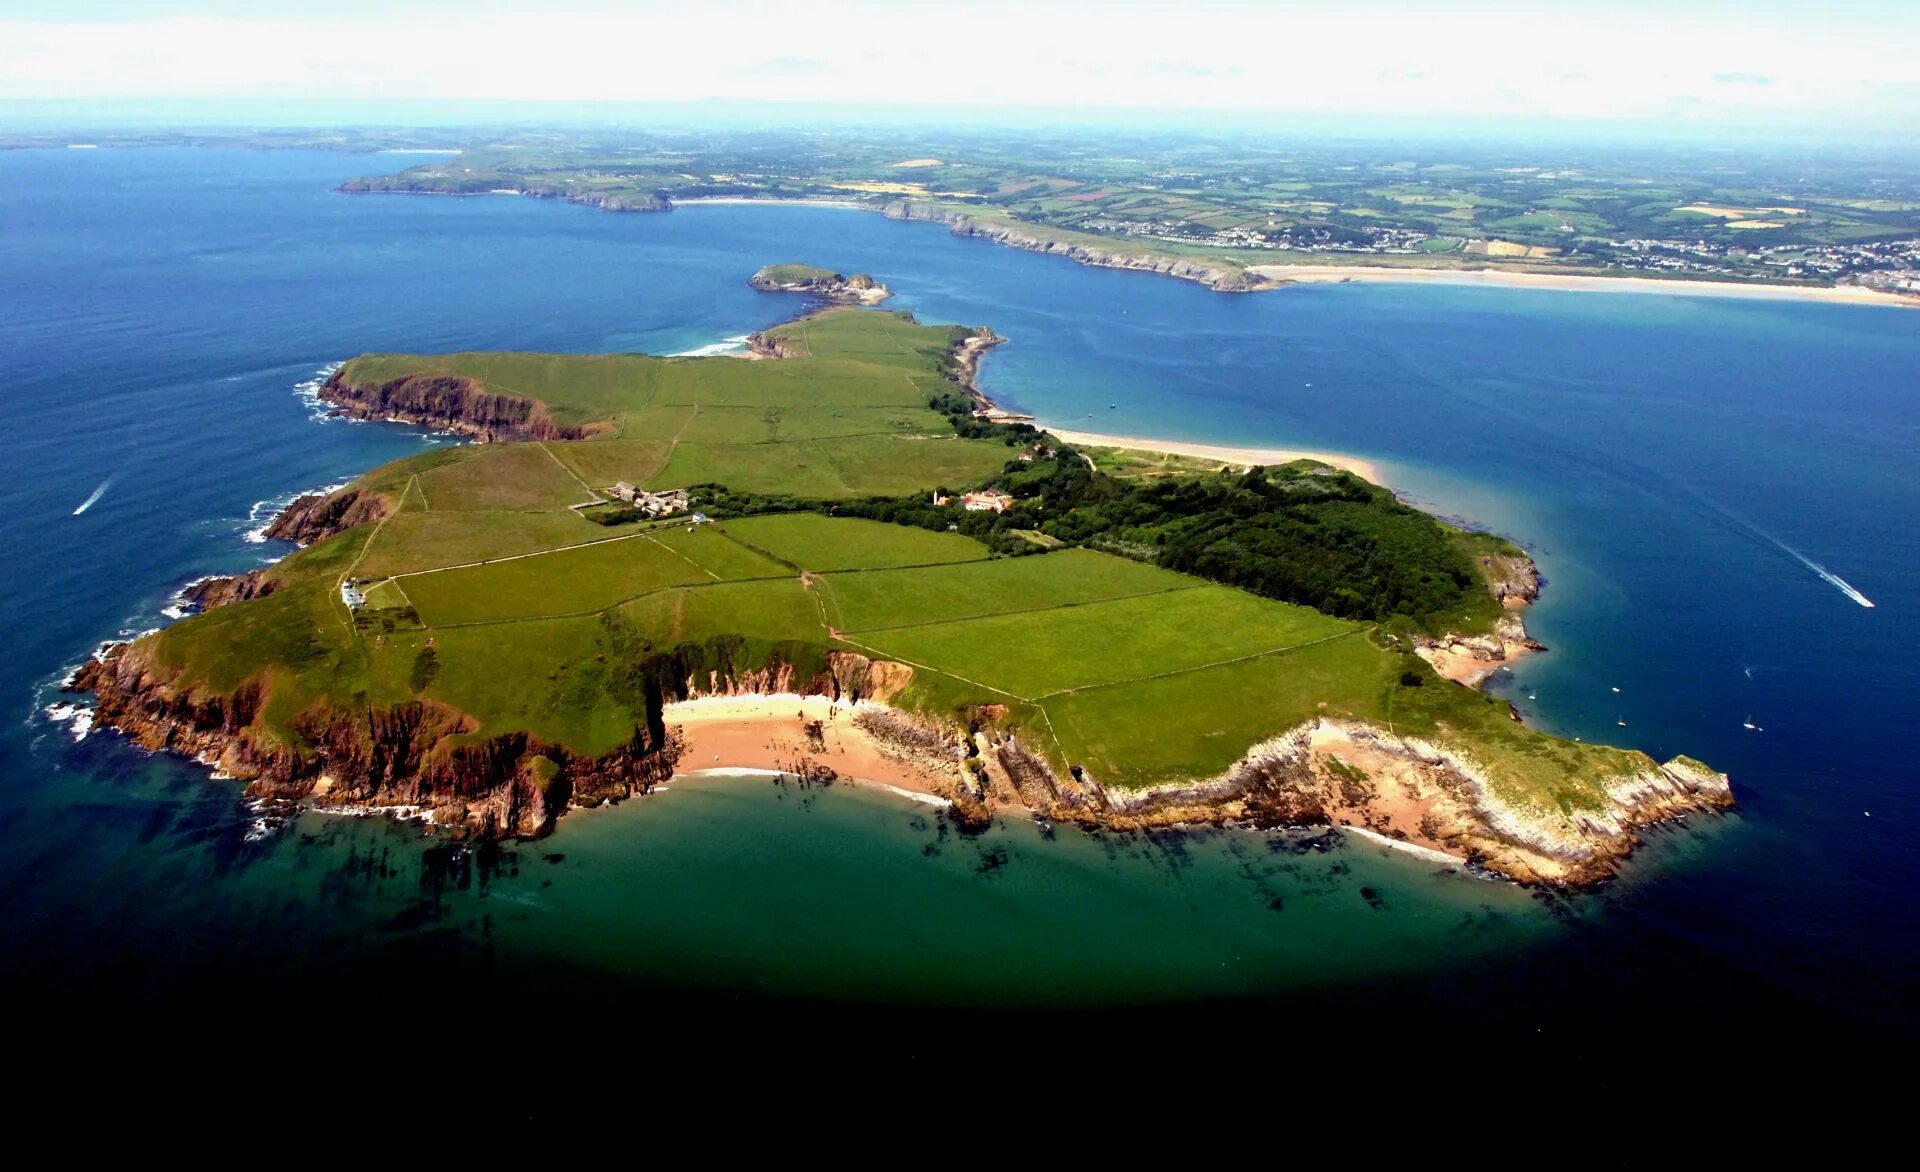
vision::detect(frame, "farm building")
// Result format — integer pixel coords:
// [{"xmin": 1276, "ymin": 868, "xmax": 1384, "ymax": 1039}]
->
[{"xmin": 962, "ymin": 490, "xmax": 1013, "ymax": 513}]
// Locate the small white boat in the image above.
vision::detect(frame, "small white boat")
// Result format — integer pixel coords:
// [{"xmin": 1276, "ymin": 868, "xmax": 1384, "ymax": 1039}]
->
[
  {"xmin": 1611, "ymin": 686, "xmax": 1622, "ymax": 694},
  {"xmin": 1743, "ymin": 716, "xmax": 1757, "ymax": 730},
  {"xmin": 1617, "ymin": 720, "xmax": 1628, "ymax": 727}
]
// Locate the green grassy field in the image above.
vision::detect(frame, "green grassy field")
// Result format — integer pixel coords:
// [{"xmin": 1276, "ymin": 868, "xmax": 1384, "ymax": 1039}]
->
[
  {"xmin": 718, "ymin": 513, "xmax": 992, "ymax": 572},
  {"xmin": 818, "ymin": 547, "xmax": 1194, "ymax": 631},
  {"xmin": 851, "ymin": 585, "xmax": 1358, "ymax": 700},
  {"xmin": 395, "ymin": 527, "xmax": 782, "ymax": 626},
  {"xmin": 335, "ymin": 309, "xmax": 1013, "ymax": 507}
]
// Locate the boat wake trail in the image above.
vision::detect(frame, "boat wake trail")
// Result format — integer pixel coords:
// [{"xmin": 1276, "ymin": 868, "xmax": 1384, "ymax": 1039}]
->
[
  {"xmin": 72, "ymin": 478, "xmax": 112, "ymax": 515},
  {"xmin": 1780, "ymin": 545, "xmax": 1875, "ymax": 608},
  {"xmin": 1400, "ymin": 367, "xmax": 1877, "ymax": 611}
]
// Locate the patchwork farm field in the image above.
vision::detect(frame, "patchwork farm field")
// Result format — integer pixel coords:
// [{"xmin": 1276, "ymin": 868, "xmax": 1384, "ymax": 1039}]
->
[
  {"xmin": 720, "ymin": 512, "xmax": 991, "ymax": 571},
  {"xmin": 346, "ymin": 507, "xmax": 1391, "ymax": 785},
  {"xmin": 849, "ymin": 584, "xmax": 1358, "ymax": 700}
]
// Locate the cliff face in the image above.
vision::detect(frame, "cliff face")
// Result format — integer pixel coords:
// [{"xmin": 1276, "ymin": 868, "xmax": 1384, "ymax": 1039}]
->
[
  {"xmin": 881, "ymin": 200, "xmax": 1274, "ymax": 293},
  {"xmin": 672, "ymin": 650, "xmax": 913, "ymax": 707},
  {"xmin": 73, "ymin": 643, "xmax": 678, "ymax": 838},
  {"xmin": 987, "ymin": 718, "xmax": 1732, "ymax": 887},
  {"xmin": 317, "ymin": 368, "xmax": 590, "ymax": 443},
  {"xmin": 71, "ymin": 646, "xmax": 919, "ymax": 843},
  {"xmin": 71, "ymin": 628, "xmax": 1728, "ymax": 883},
  {"xmin": 182, "ymin": 570, "xmax": 279, "ymax": 612},
  {"xmin": 263, "ymin": 485, "xmax": 389, "ymax": 546},
  {"xmin": 1416, "ymin": 552, "xmax": 1547, "ymax": 687}
]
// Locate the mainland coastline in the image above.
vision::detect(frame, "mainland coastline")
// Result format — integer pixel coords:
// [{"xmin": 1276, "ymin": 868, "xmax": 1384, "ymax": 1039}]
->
[{"xmin": 340, "ymin": 182, "xmax": 1919, "ymax": 305}]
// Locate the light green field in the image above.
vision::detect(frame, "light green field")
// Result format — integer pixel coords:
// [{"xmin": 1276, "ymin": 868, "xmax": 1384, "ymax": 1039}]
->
[
  {"xmin": 355, "ymin": 510, "xmax": 608, "ymax": 577},
  {"xmin": 647, "ymin": 525, "xmax": 791, "ymax": 581},
  {"xmin": 819, "ymin": 547, "xmax": 1197, "ymax": 632},
  {"xmin": 337, "ymin": 309, "xmax": 1014, "ymax": 507},
  {"xmin": 854, "ymin": 586, "xmax": 1359, "ymax": 700},
  {"xmin": 397, "ymin": 533, "xmax": 720, "ymax": 625},
  {"xmin": 414, "ymin": 443, "xmax": 593, "ymax": 511},
  {"xmin": 617, "ymin": 578, "xmax": 824, "ymax": 646},
  {"xmin": 718, "ymin": 513, "xmax": 992, "ymax": 571},
  {"xmin": 1045, "ymin": 634, "xmax": 1399, "ymax": 786}
]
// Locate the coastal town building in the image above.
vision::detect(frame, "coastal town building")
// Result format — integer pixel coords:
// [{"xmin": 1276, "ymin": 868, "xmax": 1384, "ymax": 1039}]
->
[{"xmin": 340, "ymin": 581, "xmax": 366, "ymax": 610}]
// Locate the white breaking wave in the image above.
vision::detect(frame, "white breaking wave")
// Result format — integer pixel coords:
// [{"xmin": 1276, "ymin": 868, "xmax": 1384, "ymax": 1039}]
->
[
  {"xmin": 292, "ymin": 361, "xmax": 346, "ymax": 421},
  {"xmin": 72, "ymin": 478, "xmax": 111, "ymax": 515},
  {"xmin": 669, "ymin": 334, "xmax": 753, "ymax": 358},
  {"xmin": 243, "ymin": 479, "xmax": 349, "ymax": 543},
  {"xmin": 42, "ymin": 702, "xmax": 94, "ymax": 741}
]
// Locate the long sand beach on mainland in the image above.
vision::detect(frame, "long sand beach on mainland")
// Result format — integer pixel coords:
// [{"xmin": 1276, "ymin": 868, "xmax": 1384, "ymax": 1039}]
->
[
  {"xmin": 1248, "ymin": 262, "xmax": 1918, "ymax": 306},
  {"xmin": 1044, "ymin": 428, "xmax": 1386, "ymax": 484}
]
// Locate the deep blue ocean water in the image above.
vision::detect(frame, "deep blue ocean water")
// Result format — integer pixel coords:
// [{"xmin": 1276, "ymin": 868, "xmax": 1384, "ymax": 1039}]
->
[{"xmin": 2, "ymin": 148, "xmax": 1915, "ymax": 1079}]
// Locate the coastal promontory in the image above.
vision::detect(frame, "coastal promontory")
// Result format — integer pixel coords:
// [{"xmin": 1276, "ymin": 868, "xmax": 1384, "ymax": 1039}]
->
[{"xmin": 70, "ymin": 295, "xmax": 1731, "ymax": 886}]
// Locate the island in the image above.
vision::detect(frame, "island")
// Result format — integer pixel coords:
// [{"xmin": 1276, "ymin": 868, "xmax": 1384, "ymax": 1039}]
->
[
  {"xmin": 71, "ymin": 296, "xmax": 1732, "ymax": 886},
  {"xmin": 749, "ymin": 263, "xmax": 891, "ymax": 304}
]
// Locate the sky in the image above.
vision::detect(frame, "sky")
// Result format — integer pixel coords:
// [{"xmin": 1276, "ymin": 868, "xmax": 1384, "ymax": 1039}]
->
[{"xmin": 3, "ymin": 0, "xmax": 1918, "ymax": 134}]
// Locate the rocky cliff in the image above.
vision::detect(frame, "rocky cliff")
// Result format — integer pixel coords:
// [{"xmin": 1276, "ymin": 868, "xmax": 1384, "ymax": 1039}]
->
[
  {"xmin": 73, "ymin": 641, "xmax": 679, "ymax": 838},
  {"xmin": 1416, "ymin": 551, "xmax": 1547, "ymax": 687},
  {"xmin": 317, "ymin": 368, "xmax": 590, "ymax": 443},
  {"xmin": 981, "ymin": 718, "xmax": 1731, "ymax": 886},
  {"xmin": 880, "ymin": 200, "xmax": 1275, "ymax": 293},
  {"xmin": 262, "ymin": 484, "xmax": 389, "ymax": 546},
  {"xmin": 749, "ymin": 265, "xmax": 892, "ymax": 305},
  {"xmin": 71, "ymin": 644, "xmax": 924, "ymax": 843},
  {"xmin": 181, "ymin": 570, "xmax": 279, "ymax": 612}
]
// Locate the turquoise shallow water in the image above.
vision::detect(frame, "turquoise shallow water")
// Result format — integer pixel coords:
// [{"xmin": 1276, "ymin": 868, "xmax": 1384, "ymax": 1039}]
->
[{"xmin": 1, "ymin": 148, "xmax": 1914, "ymax": 1078}]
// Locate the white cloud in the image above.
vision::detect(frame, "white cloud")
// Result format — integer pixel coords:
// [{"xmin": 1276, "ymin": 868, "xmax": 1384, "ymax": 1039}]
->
[{"xmin": 0, "ymin": 2, "xmax": 1914, "ymax": 127}]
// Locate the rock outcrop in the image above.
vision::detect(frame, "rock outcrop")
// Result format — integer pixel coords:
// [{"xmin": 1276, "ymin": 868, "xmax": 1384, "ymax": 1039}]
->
[
  {"xmin": 880, "ymin": 200, "xmax": 1274, "ymax": 293},
  {"xmin": 1415, "ymin": 551, "xmax": 1547, "ymax": 687},
  {"xmin": 72, "ymin": 642, "xmax": 678, "ymax": 839},
  {"xmin": 990, "ymin": 718, "xmax": 1732, "ymax": 887},
  {"xmin": 181, "ymin": 570, "xmax": 279, "ymax": 612},
  {"xmin": 749, "ymin": 265, "xmax": 892, "ymax": 304},
  {"xmin": 317, "ymin": 368, "xmax": 590, "ymax": 443},
  {"xmin": 262, "ymin": 485, "xmax": 389, "ymax": 545}
]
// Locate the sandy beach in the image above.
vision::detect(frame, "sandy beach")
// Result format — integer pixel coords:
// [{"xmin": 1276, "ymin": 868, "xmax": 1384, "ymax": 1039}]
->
[
  {"xmin": 1046, "ymin": 427, "xmax": 1384, "ymax": 484},
  {"xmin": 1248, "ymin": 263, "xmax": 1916, "ymax": 306},
  {"xmin": 664, "ymin": 694, "xmax": 953, "ymax": 804}
]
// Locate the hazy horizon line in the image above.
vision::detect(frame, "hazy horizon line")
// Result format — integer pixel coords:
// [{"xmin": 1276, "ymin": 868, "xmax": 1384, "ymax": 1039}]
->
[{"xmin": 3, "ymin": 98, "xmax": 1917, "ymax": 152}]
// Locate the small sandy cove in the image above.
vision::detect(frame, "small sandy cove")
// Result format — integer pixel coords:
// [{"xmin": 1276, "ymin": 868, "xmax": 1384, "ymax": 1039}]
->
[
  {"xmin": 665, "ymin": 694, "xmax": 951, "ymax": 805},
  {"xmin": 1046, "ymin": 427, "xmax": 1383, "ymax": 484},
  {"xmin": 1249, "ymin": 263, "xmax": 1914, "ymax": 307}
]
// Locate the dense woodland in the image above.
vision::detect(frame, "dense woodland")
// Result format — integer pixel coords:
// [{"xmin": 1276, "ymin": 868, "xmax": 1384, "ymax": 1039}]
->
[{"xmin": 699, "ymin": 447, "xmax": 1493, "ymax": 631}]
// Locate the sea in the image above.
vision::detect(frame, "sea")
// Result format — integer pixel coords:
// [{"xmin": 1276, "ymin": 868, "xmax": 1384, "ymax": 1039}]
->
[{"xmin": 2, "ymin": 147, "xmax": 1915, "ymax": 1086}]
